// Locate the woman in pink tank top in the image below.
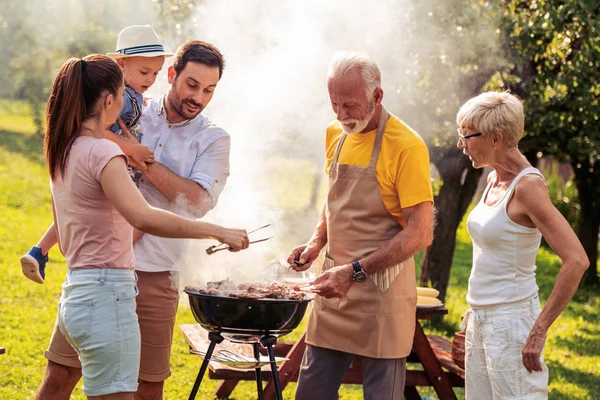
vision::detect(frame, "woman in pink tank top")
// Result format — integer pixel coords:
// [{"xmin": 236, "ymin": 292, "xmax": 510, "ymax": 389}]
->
[
  {"xmin": 455, "ymin": 91, "xmax": 589, "ymax": 399},
  {"xmin": 44, "ymin": 55, "xmax": 249, "ymax": 400}
]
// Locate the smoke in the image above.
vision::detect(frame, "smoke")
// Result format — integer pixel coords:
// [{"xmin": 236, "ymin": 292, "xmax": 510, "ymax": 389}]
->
[
  {"xmin": 166, "ymin": 0, "xmax": 452, "ymax": 286},
  {"xmin": 2, "ymin": 0, "xmax": 498, "ymax": 286}
]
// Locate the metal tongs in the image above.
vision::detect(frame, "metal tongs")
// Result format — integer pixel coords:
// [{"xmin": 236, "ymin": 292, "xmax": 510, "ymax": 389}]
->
[
  {"xmin": 275, "ymin": 259, "xmax": 304, "ymax": 270},
  {"xmin": 189, "ymin": 348, "xmax": 257, "ymax": 363},
  {"xmin": 206, "ymin": 224, "xmax": 273, "ymax": 255}
]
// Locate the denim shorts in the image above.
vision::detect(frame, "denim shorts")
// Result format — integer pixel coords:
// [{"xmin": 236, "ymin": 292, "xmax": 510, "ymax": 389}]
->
[{"xmin": 57, "ymin": 268, "xmax": 140, "ymax": 397}]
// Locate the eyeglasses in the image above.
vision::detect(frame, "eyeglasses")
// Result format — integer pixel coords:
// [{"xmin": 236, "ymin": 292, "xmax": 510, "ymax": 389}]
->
[{"xmin": 457, "ymin": 129, "xmax": 483, "ymax": 146}]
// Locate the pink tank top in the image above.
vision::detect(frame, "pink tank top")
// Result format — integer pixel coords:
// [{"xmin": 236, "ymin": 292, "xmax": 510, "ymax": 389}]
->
[{"xmin": 51, "ymin": 136, "xmax": 135, "ymax": 270}]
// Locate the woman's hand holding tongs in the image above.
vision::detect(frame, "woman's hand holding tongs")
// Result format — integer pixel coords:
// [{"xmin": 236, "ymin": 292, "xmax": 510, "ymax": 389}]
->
[
  {"xmin": 216, "ymin": 228, "xmax": 250, "ymax": 252},
  {"xmin": 206, "ymin": 224, "xmax": 273, "ymax": 254}
]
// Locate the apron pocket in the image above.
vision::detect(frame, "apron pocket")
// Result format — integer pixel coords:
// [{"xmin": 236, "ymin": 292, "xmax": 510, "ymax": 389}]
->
[
  {"xmin": 316, "ymin": 295, "xmax": 340, "ymax": 310},
  {"xmin": 358, "ymin": 279, "xmax": 411, "ymax": 314},
  {"xmin": 360, "ymin": 294, "xmax": 408, "ymax": 314}
]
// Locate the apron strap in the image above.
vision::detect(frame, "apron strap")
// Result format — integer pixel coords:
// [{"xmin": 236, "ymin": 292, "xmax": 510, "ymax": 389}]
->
[
  {"xmin": 333, "ymin": 106, "xmax": 390, "ymax": 168},
  {"xmin": 368, "ymin": 106, "xmax": 389, "ymax": 169},
  {"xmin": 331, "ymin": 132, "xmax": 347, "ymax": 166}
]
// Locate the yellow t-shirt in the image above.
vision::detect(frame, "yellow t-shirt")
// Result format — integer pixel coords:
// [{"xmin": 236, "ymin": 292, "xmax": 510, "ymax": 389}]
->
[{"xmin": 325, "ymin": 114, "xmax": 433, "ymax": 227}]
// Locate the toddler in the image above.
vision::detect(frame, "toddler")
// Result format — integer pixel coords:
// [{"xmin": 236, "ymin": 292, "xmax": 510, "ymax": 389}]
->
[{"xmin": 20, "ymin": 25, "xmax": 171, "ymax": 284}]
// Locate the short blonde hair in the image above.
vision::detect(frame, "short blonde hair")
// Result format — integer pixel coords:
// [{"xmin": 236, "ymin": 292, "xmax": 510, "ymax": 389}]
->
[{"xmin": 456, "ymin": 91, "xmax": 524, "ymax": 148}]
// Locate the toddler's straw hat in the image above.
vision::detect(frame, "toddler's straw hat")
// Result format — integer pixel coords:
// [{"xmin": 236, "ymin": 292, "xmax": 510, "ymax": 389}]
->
[{"xmin": 107, "ymin": 25, "xmax": 173, "ymax": 59}]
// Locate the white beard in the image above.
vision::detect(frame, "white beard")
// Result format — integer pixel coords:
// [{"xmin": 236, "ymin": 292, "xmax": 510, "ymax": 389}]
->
[{"xmin": 340, "ymin": 100, "xmax": 375, "ymax": 134}]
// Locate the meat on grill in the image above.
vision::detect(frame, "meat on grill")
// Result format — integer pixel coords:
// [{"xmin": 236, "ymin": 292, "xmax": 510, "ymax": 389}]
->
[{"xmin": 186, "ymin": 279, "xmax": 308, "ymax": 300}]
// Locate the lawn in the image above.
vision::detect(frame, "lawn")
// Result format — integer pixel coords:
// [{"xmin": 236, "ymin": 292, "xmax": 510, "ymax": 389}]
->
[{"xmin": 0, "ymin": 102, "xmax": 598, "ymax": 399}]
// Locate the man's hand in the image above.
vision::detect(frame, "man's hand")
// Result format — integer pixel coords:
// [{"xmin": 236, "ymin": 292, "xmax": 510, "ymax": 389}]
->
[
  {"xmin": 287, "ymin": 240, "xmax": 324, "ymax": 271},
  {"xmin": 128, "ymin": 144, "xmax": 155, "ymax": 171},
  {"xmin": 311, "ymin": 264, "xmax": 353, "ymax": 298},
  {"xmin": 522, "ymin": 325, "xmax": 547, "ymax": 373},
  {"xmin": 116, "ymin": 118, "xmax": 154, "ymax": 170}
]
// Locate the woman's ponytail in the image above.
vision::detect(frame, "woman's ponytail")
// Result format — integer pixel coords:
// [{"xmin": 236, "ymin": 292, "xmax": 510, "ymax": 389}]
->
[{"xmin": 44, "ymin": 55, "xmax": 122, "ymax": 181}]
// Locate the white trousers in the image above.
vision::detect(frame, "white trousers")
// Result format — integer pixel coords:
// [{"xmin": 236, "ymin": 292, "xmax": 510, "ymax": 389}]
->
[{"xmin": 463, "ymin": 296, "xmax": 549, "ymax": 400}]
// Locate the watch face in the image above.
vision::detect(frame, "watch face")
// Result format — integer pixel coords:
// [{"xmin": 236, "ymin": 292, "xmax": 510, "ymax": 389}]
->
[{"xmin": 353, "ymin": 271, "xmax": 367, "ymax": 283}]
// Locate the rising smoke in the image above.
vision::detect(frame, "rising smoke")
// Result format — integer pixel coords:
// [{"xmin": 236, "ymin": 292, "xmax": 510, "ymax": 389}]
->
[
  {"xmin": 172, "ymin": 0, "xmax": 454, "ymax": 285},
  {"xmin": 1, "ymin": 0, "xmax": 500, "ymax": 285}
]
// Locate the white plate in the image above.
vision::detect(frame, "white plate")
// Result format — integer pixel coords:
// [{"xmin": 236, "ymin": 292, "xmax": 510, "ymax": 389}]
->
[
  {"xmin": 278, "ymin": 276, "xmax": 313, "ymax": 285},
  {"xmin": 416, "ymin": 303, "xmax": 444, "ymax": 309}
]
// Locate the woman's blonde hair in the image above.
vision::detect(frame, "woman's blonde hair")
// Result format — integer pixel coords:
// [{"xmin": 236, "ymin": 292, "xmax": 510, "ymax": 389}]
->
[{"xmin": 456, "ymin": 91, "xmax": 524, "ymax": 148}]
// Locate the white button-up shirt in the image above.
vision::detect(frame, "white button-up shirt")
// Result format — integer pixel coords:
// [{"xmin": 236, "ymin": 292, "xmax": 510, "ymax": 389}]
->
[{"xmin": 134, "ymin": 96, "xmax": 230, "ymax": 272}]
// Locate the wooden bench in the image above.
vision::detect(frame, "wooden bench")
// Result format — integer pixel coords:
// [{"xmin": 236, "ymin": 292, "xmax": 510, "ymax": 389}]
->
[
  {"xmin": 180, "ymin": 324, "xmax": 465, "ymax": 399},
  {"xmin": 424, "ymin": 335, "xmax": 465, "ymax": 380}
]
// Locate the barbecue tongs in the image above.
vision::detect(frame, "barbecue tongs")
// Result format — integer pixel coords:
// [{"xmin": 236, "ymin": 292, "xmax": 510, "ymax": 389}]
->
[{"xmin": 205, "ymin": 224, "xmax": 273, "ymax": 255}]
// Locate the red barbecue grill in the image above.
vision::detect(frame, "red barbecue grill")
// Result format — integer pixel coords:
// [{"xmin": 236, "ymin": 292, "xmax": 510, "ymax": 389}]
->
[{"xmin": 184, "ymin": 287, "xmax": 313, "ymax": 400}]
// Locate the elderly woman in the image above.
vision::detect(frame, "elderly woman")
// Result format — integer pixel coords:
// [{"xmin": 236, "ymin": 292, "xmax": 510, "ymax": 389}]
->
[{"xmin": 456, "ymin": 91, "xmax": 589, "ymax": 399}]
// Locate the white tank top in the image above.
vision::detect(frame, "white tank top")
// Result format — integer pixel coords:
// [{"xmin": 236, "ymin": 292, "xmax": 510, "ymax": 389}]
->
[{"xmin": 466, "ymin": 167, "xmax": 543, "ymax": 308}]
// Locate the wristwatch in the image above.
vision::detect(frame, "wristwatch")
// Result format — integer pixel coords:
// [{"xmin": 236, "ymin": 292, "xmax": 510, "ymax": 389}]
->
[{"xmin": 351, "ymin": 261, "xmax": 367, "ymax": 283}]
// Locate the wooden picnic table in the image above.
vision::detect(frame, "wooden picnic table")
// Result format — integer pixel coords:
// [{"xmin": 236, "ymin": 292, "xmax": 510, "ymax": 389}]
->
[{"xmin": 180, "ymin": 305, "xmax": 464, "ymax": 400}]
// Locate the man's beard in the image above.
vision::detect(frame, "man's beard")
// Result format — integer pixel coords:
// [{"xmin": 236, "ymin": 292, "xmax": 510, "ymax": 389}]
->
[
  {"xmin": 340, "ymin": 100, "xmax": 375, "ymax": 134},
  {"xmin": 168, "ymin": 89, "xmax": 204, "ymax": 120}
]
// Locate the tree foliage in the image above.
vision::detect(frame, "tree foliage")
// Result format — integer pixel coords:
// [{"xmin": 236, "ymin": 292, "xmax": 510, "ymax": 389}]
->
[
  {"xmin": 414, "ymin": 0, "xmax": 505, "ymax": 300},
  {"xmin": 500, "ymin": 0, "xmax": 600, "ymax": 285},
  {"xmin": 0, "ymin": 0, "xmax": 156, "ymax": 134},
  {"xmin": 0, "ymin": 0, "xmax": 596, "ymax": 292}
]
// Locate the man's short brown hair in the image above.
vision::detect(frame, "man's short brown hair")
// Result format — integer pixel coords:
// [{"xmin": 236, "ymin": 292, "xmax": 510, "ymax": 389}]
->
[{"xmin": 172, "ymin": 40, "xmax": 225, "ymax": 79}]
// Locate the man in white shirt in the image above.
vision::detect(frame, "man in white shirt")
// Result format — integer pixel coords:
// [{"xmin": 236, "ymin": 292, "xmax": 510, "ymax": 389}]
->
[{"xmin": 36, "ymin": 40, "xmax": 230, "ymax": 400}]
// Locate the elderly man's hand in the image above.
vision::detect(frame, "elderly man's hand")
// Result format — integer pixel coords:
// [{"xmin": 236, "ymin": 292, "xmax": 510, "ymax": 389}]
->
[
  {"xmin": 522, "ymin": 325, "xmax": 547, "ymax": 373},
  {"xmin": 311, "ymin": 264, "xmax": 354, "ymax": 298},
  {"xmin": 287, "ymin": 241, "xmax": 324, "ymax": 272}
]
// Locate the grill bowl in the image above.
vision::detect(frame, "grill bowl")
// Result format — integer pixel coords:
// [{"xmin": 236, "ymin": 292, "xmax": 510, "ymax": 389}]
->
[{"xmin": 184, "ymin": 288, "xmax": 312, "ymax": 343}]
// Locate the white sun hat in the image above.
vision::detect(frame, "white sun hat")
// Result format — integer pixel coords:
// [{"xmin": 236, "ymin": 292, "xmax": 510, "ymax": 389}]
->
[{"xmin": 107, "ymin": 25, "xmax": 173, "ymax": 59}]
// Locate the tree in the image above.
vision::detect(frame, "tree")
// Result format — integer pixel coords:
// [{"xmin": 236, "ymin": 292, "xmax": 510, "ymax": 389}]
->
[
  {"xmin": 499, "ymin": 0, "xmax": 600, "ymax": 286},
  {"xmin": 414, "ymin": 0, "xmax": 507, "ymax": 301},
  {"xmin": 419, "ymin": 0, "xmax": 600, "ymax": 298},
  {"xmin": 0, "ymin": 0, "xmax": 156, "ymax": 134}
]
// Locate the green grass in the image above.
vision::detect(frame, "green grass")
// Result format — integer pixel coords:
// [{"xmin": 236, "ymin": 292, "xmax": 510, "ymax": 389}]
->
[{"xmin": 0, "ymin": 101, "xmax": 598, "ymax": 399}]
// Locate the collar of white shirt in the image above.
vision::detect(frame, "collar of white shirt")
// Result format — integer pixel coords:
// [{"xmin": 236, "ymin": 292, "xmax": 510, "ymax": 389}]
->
[{"xmin": 156, "ymin": 95, "xmax": 196, "ymax": 128}]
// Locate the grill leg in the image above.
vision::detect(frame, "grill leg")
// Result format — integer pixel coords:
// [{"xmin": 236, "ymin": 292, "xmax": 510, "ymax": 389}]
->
[
  {"xmin": 189, "ymin": 332, "xmax": 224, "ymax": 400},
  {"xmin": 261, "ymin": 336, "xmax": 283, "ymax": 400},
  {"xmin": 254, "ymin": 342, "xmax": 263, "ymax": 400}
]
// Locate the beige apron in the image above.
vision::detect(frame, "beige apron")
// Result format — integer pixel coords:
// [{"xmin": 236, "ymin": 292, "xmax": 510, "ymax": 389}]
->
[{"xmin": 306, "ymin": 107, "xmax": 417, "ymax": 359}]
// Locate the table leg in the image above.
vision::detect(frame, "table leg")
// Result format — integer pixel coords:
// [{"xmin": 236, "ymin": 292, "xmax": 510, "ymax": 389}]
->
[
  {"xmin": 254, "ymin": 342, "xmax": 264, "ymax": 400},
  {"xmin": 214, "ymin": 380, "xmax": 239, "ymax": 399},
  {"xmin": 403, "ymin": 386, "xmax": 420, "ymax": 400},
  {"xmin": 412, "ymin": 322, "xmax": 457, "ymax": 400}
]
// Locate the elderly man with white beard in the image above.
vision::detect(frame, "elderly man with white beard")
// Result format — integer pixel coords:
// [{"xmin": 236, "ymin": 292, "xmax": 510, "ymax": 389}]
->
[{"xmin": 287, "ymin": 51, "xmax": 434, "ymax": 399}]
